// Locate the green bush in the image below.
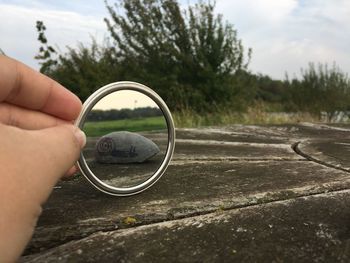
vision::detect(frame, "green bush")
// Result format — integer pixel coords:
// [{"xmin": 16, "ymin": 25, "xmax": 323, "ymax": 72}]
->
[{"xmin": 286, "ymin": 63, "xmax": 350, "ymax": 121}]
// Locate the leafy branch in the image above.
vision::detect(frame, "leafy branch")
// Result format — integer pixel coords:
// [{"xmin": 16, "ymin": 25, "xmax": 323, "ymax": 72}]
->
[{"xmin": 34, "ymin": 21, "xmax": 57, "ymax": 73}]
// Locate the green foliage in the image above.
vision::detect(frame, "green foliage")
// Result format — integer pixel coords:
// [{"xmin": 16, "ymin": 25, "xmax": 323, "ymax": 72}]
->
[
  {"xmin": 83, "ymin": 116, "xmax": 167, "ymax": 137},
  {"xmin": 254, "ymin": 75, "xmax": 290, "ymax": 105},
  {"xmin": 33, "ymin": 3, "xmax": 349, "ymax": 125},
  {"xmin": 104, "ymin": 0, "xmax": 252, "ymax": 112},
  {"xmin": 48, "ymin": 40, "xmax": 122, "ymax": 101},
  {"xmin": 34, "ymin": 21, "xmax": 121, "ymax": 101},
  {"xmin": 35, "ymin": 21, "xmax": 58, "ymax": 73},
  {"xmin": 285, "ymin": 63, "xmax": 350, "ymax": 121}
]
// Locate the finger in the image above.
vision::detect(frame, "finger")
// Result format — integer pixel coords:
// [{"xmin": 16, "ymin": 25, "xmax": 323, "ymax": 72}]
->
[
  {"xmin": 0, "ymin": 55, "xmax": 82, "ymax": 121},
  {"xmin": 29, "ymin": 125, "xmax": 86, "ymax": 193},
  {"xmin": 0, "ymin": 124, "xmax": 86, "ymax": 204},
  {"xmin": 63, "ymin": 165, "xmax": 79, "ymax": 179},
  {"xmin": 0, "ymin": 124, "xmax": 85, "ymax": 261},
  {"xmin": 0, "ymin": 102, "xmax": 71, "ymax": 130}
]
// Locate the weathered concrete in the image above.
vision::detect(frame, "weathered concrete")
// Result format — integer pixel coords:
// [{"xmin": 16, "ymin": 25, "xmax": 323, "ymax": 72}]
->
[
  {"xmin": 22, "ymin": 191, "xmax": 350, "ymax": 263},
  {"xmin": 21, "ymin": 123, "xmax": 350, "ymax": 262},
  {"xmin": 297, "ymin": 139, "xmax": 350, "ymax": 171}
]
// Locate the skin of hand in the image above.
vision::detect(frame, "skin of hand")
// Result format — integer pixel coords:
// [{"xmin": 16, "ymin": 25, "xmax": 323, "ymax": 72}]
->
[{"xmin": 0, "ymin": 55, "xmax": 86, "ymax": 262}]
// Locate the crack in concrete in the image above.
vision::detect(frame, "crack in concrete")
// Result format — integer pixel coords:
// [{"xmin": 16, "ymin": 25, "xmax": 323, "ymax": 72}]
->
[{"xmin": 292, "ymin": 141, "xmax": 350, "ymax": 173}]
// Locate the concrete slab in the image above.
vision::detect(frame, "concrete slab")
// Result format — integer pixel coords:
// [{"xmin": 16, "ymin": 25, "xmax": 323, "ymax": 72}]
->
[
  {"xmin": 22, "ymin": 190, "xmax": 350, "ymax": 263},
  {"xmin": 20, "ymin": 123, "xmax": 350, "ymax": 262},
  {"xmin": 297, "ymin": 139, "xmax": 350, "ymax": 171}
]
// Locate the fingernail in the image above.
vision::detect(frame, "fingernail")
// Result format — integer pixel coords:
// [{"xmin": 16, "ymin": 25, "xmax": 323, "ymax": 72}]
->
[{"xmin": 74, "ymin": 128, "xmax": 86, "ymax": 149}]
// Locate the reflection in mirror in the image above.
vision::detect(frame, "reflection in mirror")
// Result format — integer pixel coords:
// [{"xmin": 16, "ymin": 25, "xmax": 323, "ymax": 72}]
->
[{"xmin": 81, "ymin": 90, "xmax": 168, "ymax": 188}]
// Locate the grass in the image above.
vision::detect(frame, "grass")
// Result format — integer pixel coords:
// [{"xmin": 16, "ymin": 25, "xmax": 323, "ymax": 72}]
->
[
  {"xmin": 83, "ymin": 116, "xmax": 167, "ymax": 137},
  {"xmin": 173, "ymin": 103, "xmax": 348, "ymax": 128},
  {"xmin": 173, "ymin": 111, "xmax": 319, "ymax": 128}
]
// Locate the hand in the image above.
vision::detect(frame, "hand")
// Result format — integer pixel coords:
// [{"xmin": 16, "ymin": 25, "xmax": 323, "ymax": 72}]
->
[{"xmin": 0, "ymin": 55, "xmax": 86, "ymax": 262}]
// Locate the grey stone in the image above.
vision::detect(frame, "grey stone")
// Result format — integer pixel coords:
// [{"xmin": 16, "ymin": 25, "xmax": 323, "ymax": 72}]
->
[{"xmin": 94, "ymin": 131, "xmax": 160, "ymax": 164}]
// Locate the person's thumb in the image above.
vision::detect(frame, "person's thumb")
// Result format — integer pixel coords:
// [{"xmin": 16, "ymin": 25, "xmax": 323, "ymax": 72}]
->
[
  {"xmin": 0, "ymin": 124, "xmax": 85, "ymax": 262},
  {"xmin": 2, "ymin": 124, "xmax": 86, "ymax": 206},
  {"xmin": 1, "ymin": 123, "xmax": 85, "ymax": 204},
  {"xmin": 28, "ymin": 124, "xmax": 86, "ymax": 197}
]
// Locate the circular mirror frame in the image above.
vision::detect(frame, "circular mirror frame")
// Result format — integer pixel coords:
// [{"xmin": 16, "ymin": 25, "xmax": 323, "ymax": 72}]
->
[{"xmin": 75, "ymin": 81, "xmax": 175, "ymax": 196}]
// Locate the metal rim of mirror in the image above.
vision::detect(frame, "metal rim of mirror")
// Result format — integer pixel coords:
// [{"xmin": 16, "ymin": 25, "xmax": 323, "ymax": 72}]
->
[{"xmin": 75, "ymin": 81, "xmax": 176, "ymax": 196}]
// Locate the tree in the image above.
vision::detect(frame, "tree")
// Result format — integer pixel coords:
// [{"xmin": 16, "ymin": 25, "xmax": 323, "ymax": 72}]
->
[
  {"xmin": 34, "ymin": 21, "xmax": 58, "ymax": 74},
  {"xmin": 48, "ymin": 41, "xmax": 122, "ymax": 100},
  {"xmin": 286, "ymin": 63, "xmax": 350, "ymax": 121},
  {"xmin": 34, "ymin": 21, "xmax": 122, "ymax": 101},
  {"xmin": 104, "ymin": 0, "xmax": 251, "ymax": 111}
]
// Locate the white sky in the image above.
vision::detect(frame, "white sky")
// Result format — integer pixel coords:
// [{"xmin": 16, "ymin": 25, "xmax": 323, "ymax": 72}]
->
[
  {"xmin": 0, "ymin": 0, "xmax": 349, "ymax": 79},
  {"xmin": 93, "ymin": 90, "xmax": 158, "ymax": 110}
]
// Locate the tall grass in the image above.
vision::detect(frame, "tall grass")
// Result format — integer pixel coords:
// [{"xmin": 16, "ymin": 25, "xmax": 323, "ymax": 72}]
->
[{"xmin": 173, "ymin": 103, "xmax": 327, "ymax": 128}]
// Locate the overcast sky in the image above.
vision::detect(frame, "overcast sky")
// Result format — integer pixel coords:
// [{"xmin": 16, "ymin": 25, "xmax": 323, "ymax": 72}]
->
[{"xmin": 0, "ymin": 0, "xmax": 349, "ymax": 80}]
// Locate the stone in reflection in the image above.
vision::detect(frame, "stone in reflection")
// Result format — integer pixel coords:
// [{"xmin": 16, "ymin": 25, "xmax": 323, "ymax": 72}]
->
[{"xmin": 95, "ymin": 131, "xmax": 160, "ymax": 164}]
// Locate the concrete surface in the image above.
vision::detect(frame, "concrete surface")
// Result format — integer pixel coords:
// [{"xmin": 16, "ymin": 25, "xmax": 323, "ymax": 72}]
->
[{"xmin": 20, "ymin": 123, "xmax": 350, "ymax": 262}]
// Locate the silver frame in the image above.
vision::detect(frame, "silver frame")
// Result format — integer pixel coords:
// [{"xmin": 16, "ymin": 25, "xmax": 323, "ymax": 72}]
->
[{"xmin": 75, "ymin": 81, "xmax": 175, "ymax": 196}]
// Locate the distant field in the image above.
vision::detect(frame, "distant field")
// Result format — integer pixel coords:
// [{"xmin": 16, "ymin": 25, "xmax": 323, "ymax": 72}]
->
[{"xmin": 83, "ymin": 116, "xmax": 167, "ymax": 137}]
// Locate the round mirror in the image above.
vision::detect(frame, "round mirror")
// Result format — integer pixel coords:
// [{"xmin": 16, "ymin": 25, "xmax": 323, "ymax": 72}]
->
[{"xmin": 75, "ymin": 82, "xmax": 175, "ymax": 196}]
